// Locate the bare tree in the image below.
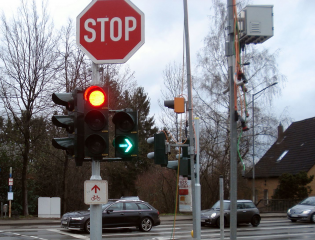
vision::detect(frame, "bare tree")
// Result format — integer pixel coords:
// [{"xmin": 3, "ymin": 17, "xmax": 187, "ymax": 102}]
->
[
  {"xmin": 158, "ymin": 0, "xmax": 289, "ymax": 208},
  {"xmin": 0, "ymin": 0, "xmax": 59, "ymax": 215}
]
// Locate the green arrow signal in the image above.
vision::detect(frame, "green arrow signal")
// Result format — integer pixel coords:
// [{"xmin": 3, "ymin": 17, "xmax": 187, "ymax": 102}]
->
[{"xmin": 118, "ymin": 138, "xmax": 133, "ymax": 153}]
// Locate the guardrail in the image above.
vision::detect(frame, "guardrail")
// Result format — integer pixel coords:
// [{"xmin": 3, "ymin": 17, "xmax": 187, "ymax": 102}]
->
[{"xmin": 256, "ymin": 199, "xmax": 302, "ymax": 213}]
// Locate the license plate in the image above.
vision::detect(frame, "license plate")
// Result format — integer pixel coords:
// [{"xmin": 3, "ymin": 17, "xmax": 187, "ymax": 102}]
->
[{"xmin": 62, "ymin": 221, "xmax": 68, "ymax": 225}]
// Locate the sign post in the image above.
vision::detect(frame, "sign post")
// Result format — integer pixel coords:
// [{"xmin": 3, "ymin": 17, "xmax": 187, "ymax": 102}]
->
[{"xmin": 76, "ymin": 1, "xmax": 144, "ymax": 239}]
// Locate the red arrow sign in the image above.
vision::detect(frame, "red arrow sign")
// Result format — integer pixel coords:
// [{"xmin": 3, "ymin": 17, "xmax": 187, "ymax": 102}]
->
[{"xmin": 91, "ymin": 185, "xmax": 100, "ymax": 193}]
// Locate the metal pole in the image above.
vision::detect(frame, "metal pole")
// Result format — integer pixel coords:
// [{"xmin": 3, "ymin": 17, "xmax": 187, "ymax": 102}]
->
[
  {"xmin": 183, "ymin": 1, "xmax": 199, "ymax": 239},
  {"xmin": 9, "ymin": 167, "xmax": 12, "ymax": 218},
  {"xmin": 252, "ymin": 94, "xmax": 255, "ymax": 204},
  {"xmin": 194, "ymin": 118, "xmax": 201, "ymax": 239},
  {"xmin": 227, "ymin": 0, "xmax": 237, "ymax": 239},
  {"xmin": 90, "ymin": 62, "xmax": 102, "ymax": 240},
  {"xmin": 220, "ymin": 175, "xmax": 224, "ymax": 240}
]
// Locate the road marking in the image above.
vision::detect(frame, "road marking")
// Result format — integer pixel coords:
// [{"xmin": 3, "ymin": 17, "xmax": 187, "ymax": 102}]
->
[{"xmin": 48, "ymin": 229, "xmax": 90, "ymax": 239}]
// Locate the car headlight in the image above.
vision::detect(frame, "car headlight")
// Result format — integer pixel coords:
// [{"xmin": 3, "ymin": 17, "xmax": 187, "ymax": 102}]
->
[
  {"xmin": 287, "ymin": 209, "xmax": 291, "ymax": 214},
  {"xmin": 211, "ymin": 213, "xmax": 217, "ymax": 218},
  {"xmin": 302, "ymin": 210, "xmax": 311, "ymax": 214},
  {"xmin": 71, "ymin": 217, "xmax": 84, "ymax": 220}
]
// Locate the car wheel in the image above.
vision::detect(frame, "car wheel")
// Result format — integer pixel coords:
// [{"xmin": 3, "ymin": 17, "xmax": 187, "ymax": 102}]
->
[
  {"xmin": 251, "ymin": 215, "xmax": 261, "ymax": 227},
  {"xmin": 216, "ymin": 217, "xmax": 227, "ymax": 228},
  {"xmin": 310, "ymin": 213, "xmax": 315, "ymax": 223},
  {"xmin": 139, "ymin": 217, "xmax": 153, "ymax": 232},
  {"xmin": 84, "ymin": 219, "xmax": 90, "ymax": 234},
  {"xmin": 290, "ymin": 219, "xmax": 297, "ymax": 222}
]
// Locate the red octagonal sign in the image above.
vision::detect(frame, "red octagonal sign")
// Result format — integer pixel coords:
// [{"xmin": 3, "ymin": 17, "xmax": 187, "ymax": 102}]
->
[{"xmin": 77, "ymin": 0, "xmax": 145, "ymax": 64}]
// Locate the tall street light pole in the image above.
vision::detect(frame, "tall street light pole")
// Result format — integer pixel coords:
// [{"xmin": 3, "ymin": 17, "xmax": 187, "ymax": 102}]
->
[{"xmin": 252, "ymin": 82, "xmax": 278, "ymax": 204}]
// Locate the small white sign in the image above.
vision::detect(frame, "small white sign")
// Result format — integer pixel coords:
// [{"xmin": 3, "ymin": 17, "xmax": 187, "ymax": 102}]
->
[
  {"xmin": 84, "ymin": 180, "xmax": 108, "ymax": 205},
  {"xmin": 8, "ymin": 192, "xmax": 13, "ymax": 200},
  {"xmin": 9, "ymin": 178, "xmax": 13, "ymax": 186}
]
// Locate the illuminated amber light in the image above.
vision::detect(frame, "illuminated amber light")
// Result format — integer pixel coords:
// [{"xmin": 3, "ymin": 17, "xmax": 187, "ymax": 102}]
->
[{"xmin": 89, "ymin": 90, "xmax": 105, "ymax": 107}]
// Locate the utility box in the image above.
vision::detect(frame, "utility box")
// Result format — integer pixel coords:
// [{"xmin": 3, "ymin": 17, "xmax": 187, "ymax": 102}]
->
[{"xmin": 238, "ymin": 5, "xmax": 274, "ymax": 46}]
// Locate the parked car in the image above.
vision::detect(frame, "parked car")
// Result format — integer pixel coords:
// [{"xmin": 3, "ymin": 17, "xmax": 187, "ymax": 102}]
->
[
  {"xmin": 60, "ymin": 199, "xmax": 160, "ymax": 233},
  {"xmin": 287, "ymin": 196, "xmax": 315, "ymax": 223},
  {"xmin": 201, "ymin": 200, "xmax": 261, "ymax": 227}
]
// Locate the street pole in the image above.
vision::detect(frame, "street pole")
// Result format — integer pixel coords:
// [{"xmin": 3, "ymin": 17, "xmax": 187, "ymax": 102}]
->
[
  {"xmin": 90, "ymin": 62, "xmax": 102, "ymax": 240},
  {"xmin": 252, "ymin": 94, "xmax": 255, "ymax": 204},
  {"xmin": 183, "ymin": 1, "xmax": 201, "ymax": 239},
  {"xmin": 251, "ymin": 82, "xmax": 278, "ymax": 204},
  {"xmin": 219, "ymin": 175, "xmax": 224, "ymax": 240},
  {"xmin": 226, "ymin": 0, "xmax": 237, "ymax": 239}
]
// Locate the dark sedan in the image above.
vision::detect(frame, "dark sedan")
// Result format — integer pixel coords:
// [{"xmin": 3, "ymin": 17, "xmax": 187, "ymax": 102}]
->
[
  {"xmin": 60, "ymin": 199, "xmax": 160, "ymax": 233},
  {"xmin": 201, "ymin": 200, "xmax": 261, "ymax": 227}
]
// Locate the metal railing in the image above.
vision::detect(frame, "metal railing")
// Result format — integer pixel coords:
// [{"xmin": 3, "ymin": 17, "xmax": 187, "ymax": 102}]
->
[{"xmin": 256, "ymin": 199, "xmax": 302, "ymax": 213}]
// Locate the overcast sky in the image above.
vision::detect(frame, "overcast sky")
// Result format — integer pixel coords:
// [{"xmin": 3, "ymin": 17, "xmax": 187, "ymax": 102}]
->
[{"xmin": 1, "ymin": 0, "xmax": 314, "ymax": 125}]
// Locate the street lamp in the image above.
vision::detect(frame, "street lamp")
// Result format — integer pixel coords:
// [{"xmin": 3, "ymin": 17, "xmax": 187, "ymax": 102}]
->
[{"xmin": 252, "ymin": 82, "xmax": 278, "ymax": 204}]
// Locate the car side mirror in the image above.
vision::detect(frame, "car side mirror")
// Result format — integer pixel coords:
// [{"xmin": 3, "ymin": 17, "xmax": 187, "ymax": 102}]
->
[{"xmin": 107, "ymin": 209, "xmax": 113, "ymax": 214}]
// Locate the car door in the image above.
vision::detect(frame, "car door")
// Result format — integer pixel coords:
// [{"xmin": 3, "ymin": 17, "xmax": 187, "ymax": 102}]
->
[
  {"xmin": 123, "ymin": 202, "xmax": 141, "ymax": 226},
  {"xmin": 237, "ymin": 202, "xmax": 254, "ymax": 223},
  {"xmin": 103, "ymin": 202, "xmax": 125, "ymax": 227},
  {"xmin": 237, "ymin": 202, "xmax": 247, "ymax": 223}
]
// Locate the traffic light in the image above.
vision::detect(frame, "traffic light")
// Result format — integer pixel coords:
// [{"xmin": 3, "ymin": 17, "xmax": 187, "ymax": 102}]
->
[
  {"xmin": 147, "ymin": 132, "xmax": 169, "ymax": 166},
  {"xmin": 52, "ymin": 90, "xmax": 85, "ymax": 166},
  {"xmin": 84, "ymin": 86, "xmax": 109, "ymax": 159},
  {"xmin": 52, "ymin": 92, "xmax": 75, "ymax": 156},
  {"xmin": 164, "ymin": 97, "xmax": 185, "ymax": 113},
  {"xmin": 167, "ymin": 142, "xmax": 191, "ymax": 179},
  {"xmin": 167, "ymin": 159, "xmax": 191, "ymax": 179},
  {"xmin": 112, "ymin": 110, "xmax": 138, "ymax": 160}
]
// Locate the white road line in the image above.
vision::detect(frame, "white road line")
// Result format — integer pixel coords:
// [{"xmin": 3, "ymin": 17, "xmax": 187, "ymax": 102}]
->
[{"xmin": 48, "ymin": 229, "xmax": 90, "ymax": 239}]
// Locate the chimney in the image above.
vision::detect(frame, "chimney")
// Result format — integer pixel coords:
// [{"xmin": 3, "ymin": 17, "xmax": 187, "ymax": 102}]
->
[{"xmin": 277, "ymin": 122, "xmax": 284, "ymax": 143}]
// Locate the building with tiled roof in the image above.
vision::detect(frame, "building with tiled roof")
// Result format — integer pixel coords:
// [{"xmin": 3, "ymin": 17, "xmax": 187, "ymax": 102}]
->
[{"xmin": 246, "ymin": 117, "xmax": 315, "ymax": 202}]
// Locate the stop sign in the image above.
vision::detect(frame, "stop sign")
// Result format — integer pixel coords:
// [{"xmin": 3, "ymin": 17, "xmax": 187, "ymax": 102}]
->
[{"xmin": 76, "ymin": 0, "xmax": 145, "ymax": 64}]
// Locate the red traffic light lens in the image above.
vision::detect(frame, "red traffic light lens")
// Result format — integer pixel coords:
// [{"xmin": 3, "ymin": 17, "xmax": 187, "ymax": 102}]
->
[{"xmin": 84, "ymin": 86, "xmax": 106, "ymax": 107}]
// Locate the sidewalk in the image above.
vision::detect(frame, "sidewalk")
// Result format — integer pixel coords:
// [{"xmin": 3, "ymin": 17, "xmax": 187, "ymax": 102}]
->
[{"xmin": 0, "ymin": 213, "xmax": 287, "ymax": 226}]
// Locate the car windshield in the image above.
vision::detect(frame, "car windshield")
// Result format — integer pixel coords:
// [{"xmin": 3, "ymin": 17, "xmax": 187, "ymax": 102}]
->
[
  {"xmin": 211, "ymin": 201, "xmax": 230, "ymax": 210},
  {"xmin": 299, "ymin": 197, "xmax": 315, "ymax": 206}
]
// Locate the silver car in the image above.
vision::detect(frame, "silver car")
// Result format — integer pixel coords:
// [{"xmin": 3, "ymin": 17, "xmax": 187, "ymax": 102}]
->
[
  {"xmin": 287, "ymin": 196, "xmax": 315, "ymax": 223},
  {"xmin": 201, "ymin": 200, "xmax": 261, "ymax": 227}
]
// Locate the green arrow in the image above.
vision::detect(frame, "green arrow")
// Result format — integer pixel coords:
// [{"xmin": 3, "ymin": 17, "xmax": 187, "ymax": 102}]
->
[{"xmin": 119, "ymin": 139, "xmax": 132, "ymax": 153}]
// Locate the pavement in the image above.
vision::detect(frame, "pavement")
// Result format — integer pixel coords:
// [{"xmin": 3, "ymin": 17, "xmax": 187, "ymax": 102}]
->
[{"xmin": 0, "ymin": 213, "xmax": 287, "ymax": 226}]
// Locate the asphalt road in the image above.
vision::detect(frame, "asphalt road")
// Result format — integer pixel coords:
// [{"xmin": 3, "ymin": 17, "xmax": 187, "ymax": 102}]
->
[{"xmin": 1, "ymin": 217, "xmax": 315, "ymax": 239}]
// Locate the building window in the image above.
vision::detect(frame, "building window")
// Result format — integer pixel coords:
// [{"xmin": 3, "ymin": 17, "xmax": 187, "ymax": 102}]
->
[{"xmin": 277, "ymin": 150, "xmax": 289, "ymax": 162}]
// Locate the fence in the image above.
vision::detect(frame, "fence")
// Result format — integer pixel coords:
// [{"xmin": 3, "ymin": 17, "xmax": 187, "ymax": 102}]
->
[{"xmin": 256, "ymin": 199, "xmax": 302, "ymax": 213}]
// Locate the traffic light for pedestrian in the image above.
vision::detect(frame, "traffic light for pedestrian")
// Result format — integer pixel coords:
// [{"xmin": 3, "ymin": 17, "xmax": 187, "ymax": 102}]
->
[
  {"xmin": 84, "ymin": 86, "xmax": 109, "ymax": 159},
  {"xmin": 52, "ymin": 90, "xmax": 85, "ymax": 166},
  {"xmin": 147, "ymin": 132, "xmax": 169, "ymax": 166},
  {"xmin": 112, "ymin": 110, "xmax": 138, "ymax": 160}
]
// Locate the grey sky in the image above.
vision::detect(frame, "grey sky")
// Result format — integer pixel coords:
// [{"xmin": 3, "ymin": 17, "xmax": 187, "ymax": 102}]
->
[{"xmin": 1, "ymin": 0, "xmax": 314, "ymax": 124}]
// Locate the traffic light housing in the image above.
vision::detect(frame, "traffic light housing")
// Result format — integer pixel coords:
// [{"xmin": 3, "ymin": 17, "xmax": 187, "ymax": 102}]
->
[
  {"xmin": 147, "ymin": 132, "xmax": 169, "ymax": 166},
  {"xmin": 52, "ymin": 92, "xmax": 75, "ymax": 156},
  {"xmin": 166, "ymin": 141, "xmax": 191, "ymax": 179},
  {"xmin": 164, "ymin": 97, "xmax": 185, "ymax": 113},
  {"xmin": 112, "ymin": 110, "xmax": 138, "ymax": 160},
  {"xmin": 84, "ymin": 86, "xmax": 109, "ymax": 159},
  {"xmin": 52, "ymin": 90, "xmax": 85, "ymax": 166}
]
